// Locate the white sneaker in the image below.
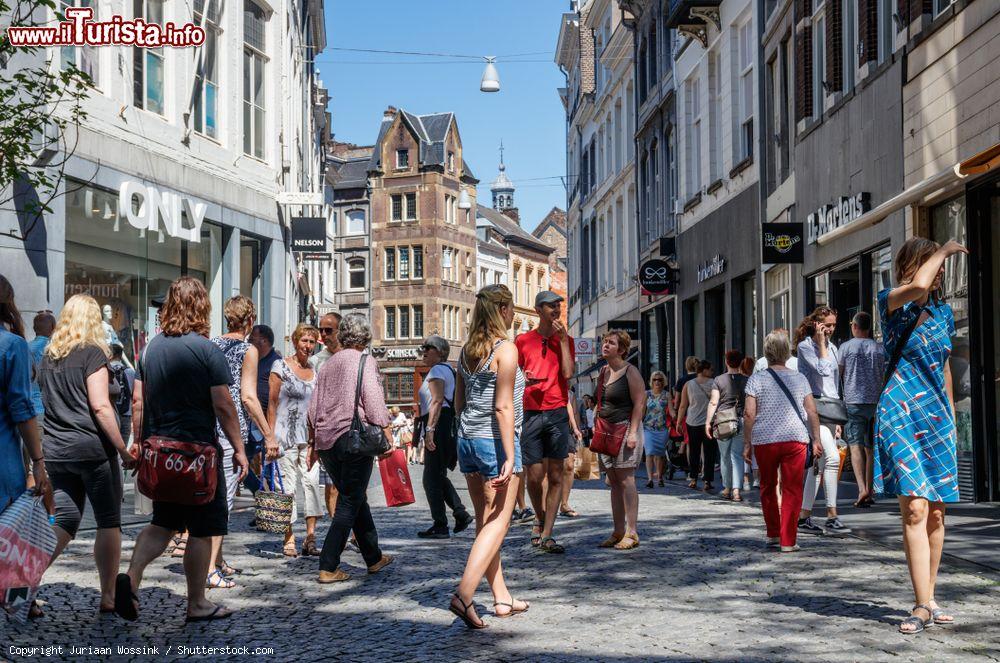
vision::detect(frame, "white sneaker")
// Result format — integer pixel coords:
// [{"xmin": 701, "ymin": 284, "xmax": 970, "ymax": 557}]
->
[
  {"xmin": 780, "ymin": 544, "xmax": 801, "ymax": 553},
  {"xmin": 743, "ymin": 477, "xmax": 752, "ymax": 492}
]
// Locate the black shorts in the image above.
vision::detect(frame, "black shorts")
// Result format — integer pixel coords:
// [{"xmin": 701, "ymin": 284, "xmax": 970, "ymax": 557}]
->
[
  {"xmin": 521, "ymin": 408, "xmax": 571, "ymax": 466},
  {"xmin": 48, "ymin": 458, "xmax": 123, "ymax": 537},
  {"xmin": 151, "ymin": 462, "xmax": 228, "ymax": 538}
]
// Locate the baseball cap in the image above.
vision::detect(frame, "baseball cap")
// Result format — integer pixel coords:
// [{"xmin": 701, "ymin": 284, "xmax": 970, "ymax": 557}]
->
[
  {"xmin": 150, "ymin": 295, "xmax": 165, "ymax": 309},
  {"xmin": 420, "ymin": 335, "xmax": 450, "ymax": 356},
  {"xmin": 534, "ymin": 291, "xmax": 564, "ymax": 307}
]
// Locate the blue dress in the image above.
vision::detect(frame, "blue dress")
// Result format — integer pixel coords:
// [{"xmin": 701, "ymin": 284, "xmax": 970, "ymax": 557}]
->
[
  {"xmin": 874, "ymin": 288, "xmax": 958, "ymax": 502},
  {"xmin": 1, "ymin": 328, "xmax": 37, "ymax": 510}
]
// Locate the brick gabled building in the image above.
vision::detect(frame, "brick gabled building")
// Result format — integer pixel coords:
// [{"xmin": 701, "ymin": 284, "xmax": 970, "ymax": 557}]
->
[{"xmin": 367, "ymin": 107, "xmax": 480, "ymax": 408}]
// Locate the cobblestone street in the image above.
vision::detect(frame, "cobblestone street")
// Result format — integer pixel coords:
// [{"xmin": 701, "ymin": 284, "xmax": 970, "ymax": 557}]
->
[{"xmin": 4, "ymin": 468, "xmax": 1000, "ymax": 662}]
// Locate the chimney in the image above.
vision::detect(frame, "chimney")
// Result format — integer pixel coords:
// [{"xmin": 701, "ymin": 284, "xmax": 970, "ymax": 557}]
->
[
  {"xmin": 384, "ymin": 105, "xmax": 398, "ymax": 119},
  {"xmin": 501, "ymin": 208, "xmax": 520, "ymax": 225}
]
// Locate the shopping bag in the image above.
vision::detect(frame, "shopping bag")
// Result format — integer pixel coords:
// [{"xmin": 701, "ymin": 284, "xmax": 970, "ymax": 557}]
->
[
  {"xmin": 379, "ymin": 450, "xmax": 415, "ymax": 507},
  {"xmin": 0, "ymin": 493, "xmax": 57, "ymax": 622},
  {"xmin": 255, "ymin": 462, "xmax": 293, "ymax": 534},
  {"xmin": 575, "ymin": 446, "xmax": 601, "ymax": 481}
]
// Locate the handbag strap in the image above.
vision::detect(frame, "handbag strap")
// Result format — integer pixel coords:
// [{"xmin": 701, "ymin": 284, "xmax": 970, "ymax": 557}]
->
[
  {"xmin": 882, "ymin": 308, "xmax": 923, "ymax": 388},
  {"xmin": 766, "ymin": 368, "xmax": 808, "ymax": 438},
  {"xmin": 351, "ymin": 353, "xmax": 367, "ymax": 431},
  {"xmin": 265, "ymin": 460, "xmax": 284, "ymax": 493}
]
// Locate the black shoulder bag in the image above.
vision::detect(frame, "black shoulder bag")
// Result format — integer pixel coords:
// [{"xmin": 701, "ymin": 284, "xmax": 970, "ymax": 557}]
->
[{"xmin": 340, "ymin": 354, "xmax": 391, "ymax": 457}]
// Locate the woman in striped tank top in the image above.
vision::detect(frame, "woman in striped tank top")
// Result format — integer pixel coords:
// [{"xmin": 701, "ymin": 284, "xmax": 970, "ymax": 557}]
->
[{"xmin": 448, "ymin": 284, "xmax": 528, "ymax": 629}]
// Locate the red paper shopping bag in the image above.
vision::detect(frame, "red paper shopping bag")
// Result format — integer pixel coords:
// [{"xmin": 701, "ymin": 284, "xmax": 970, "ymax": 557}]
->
[{"xmin": 379, "ymin": 449, "xmax": 415, "ymax": 507}]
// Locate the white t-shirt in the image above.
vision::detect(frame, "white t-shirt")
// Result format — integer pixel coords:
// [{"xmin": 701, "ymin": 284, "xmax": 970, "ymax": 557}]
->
[
  {"xmin": 754, "ymin": 355, "xmax": 798, "ymax": 373},
  {"xmin": 744, "ymin": 368, "xmax": 812, "ymax": 445},
  {"xmin": 418, "ymin": 363, "xmax": 455, "ymax": 416}
]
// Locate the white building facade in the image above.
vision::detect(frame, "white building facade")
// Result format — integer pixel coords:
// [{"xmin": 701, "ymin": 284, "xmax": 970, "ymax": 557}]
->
[
  {"xmin": 557, "ymin": 0, "xmax": 639, "ymax": 391},
  {"xmin": 0, "ymin": 0, "xmax": 327, "ymax": 355}
]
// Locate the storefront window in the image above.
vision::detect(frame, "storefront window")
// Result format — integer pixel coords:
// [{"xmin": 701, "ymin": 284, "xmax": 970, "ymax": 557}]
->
[
  {"xmin": 64, "ymin": 180, "xmax": 223, "ymax": 362},
  {"xmin": 932, "ymin": 195, "xmax": 973, "ymax": 499},
  {"xmin": 870, "ymin": 244, "xmax": 893, "ymax": 341},
  {"xmin": 766, "ymin": 266, "xmax": 791, "ymax": 332},
  {"xmin": 240, "ymin": 235, "xmax": 266, "ymax": 315}
]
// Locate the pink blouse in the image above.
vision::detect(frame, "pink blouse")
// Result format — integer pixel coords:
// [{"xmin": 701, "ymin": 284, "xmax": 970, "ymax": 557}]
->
[{"xmin": 308, "ymin": 348, "xmax": 391, "ymax": 451}]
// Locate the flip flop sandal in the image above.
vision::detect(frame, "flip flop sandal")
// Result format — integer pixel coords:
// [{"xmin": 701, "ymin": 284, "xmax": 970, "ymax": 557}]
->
[
  {"xmin": 538, "ymin": 537, "xmax": 565, "ymax": 554},
  {"xmin": 493, "ymin": 599, "xmax": 530, "ymax": 618},
  {"xmin": 449, "ymin": 593, "xmax": 487, "ymax": 630},
  {"xmin": 170, "ymin": 538, "xmax": 188, "ymax": 558},
  {"xmin": 598, "ymin": 533, "xmax": 624, "ymax": 548},
  {"xmin": 114, "ymin": 573, "xmax": 139, "ymax": 622},
  {"xmin": 185, "ymin": 605, "xmax": 233, "ymax": 623},
  {"xmin": 931, "ymin": 607, "xmax": 954, "ymax": 624},
  {"xmin": 559, "ymin": 508, "xmax": 580, "ymax": 518},
  {"xmin": 899, "ymin": 604, "xmax": 933, "ymax": 634},
  {"xmin": 206, "ymin": 569, "xmax": 236, "ymax": 589}
]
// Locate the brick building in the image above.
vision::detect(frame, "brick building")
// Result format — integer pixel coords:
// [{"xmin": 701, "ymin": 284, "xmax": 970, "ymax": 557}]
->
[{"xmin": 367, "ymin": 107, "xmax": 480, "ymax": 408}]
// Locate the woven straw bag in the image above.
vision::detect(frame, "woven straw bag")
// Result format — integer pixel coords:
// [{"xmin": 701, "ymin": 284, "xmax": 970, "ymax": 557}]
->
[{"xmin": 255, "ymin": 462, "xmax": 293, "ymax": 534}]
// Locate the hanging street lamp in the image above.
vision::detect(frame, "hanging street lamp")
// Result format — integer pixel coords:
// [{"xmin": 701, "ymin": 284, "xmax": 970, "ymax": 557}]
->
[{"xmin": 480, "ymin": 56, "xmax": 500, "ymax": 93}]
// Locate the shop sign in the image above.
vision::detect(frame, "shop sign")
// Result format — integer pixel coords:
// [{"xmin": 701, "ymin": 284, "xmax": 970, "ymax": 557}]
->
[
  {"xmin": 696, "ymin": 255, "xmax": 726, "ymax": 283},
  {"xmin": 638, "ymin": 259, "xmax": 674, "ymax": 295},
  {"xmin": 574, "ymin": 338, "xmax": 597, "ymax": 356},
  {"xmin": 385, "ymin": 347, "xmax": 420, "ymax": 360},
  {"xmin": 118, "ymin": 181, "xmax": 207, "ymax": 243},
  {"xmin": 806, "ymin": 192, "xmax": 871, "ymax": 243},
  {"xmin": 291, "ymin": 217, "xmax": 327, "ymax": 252},
  {"xmin": 300, "ymin": 251, "xmax": 332, "ymax": 262},
  {"xmin": 762, "ymin": 223, "xmax": 805, "ymax": 263},
  {"xmin": 608, "ymin": 319, "xmax": 639, "ymax": 339},
  {"xmin": 278, "ymin": 191, "xmax": 324, "ymax": 206}
]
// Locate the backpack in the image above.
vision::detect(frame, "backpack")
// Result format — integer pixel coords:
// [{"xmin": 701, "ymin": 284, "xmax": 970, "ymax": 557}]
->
[{"xmin": 110, "ymin": 362, "xmax": 132, "ymax": 417}]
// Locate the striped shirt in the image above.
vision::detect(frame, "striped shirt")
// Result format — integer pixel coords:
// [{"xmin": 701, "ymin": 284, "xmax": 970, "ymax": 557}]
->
[{"xmin": 458, "ymin": 341, "xmax": 525, "ymax": 440}]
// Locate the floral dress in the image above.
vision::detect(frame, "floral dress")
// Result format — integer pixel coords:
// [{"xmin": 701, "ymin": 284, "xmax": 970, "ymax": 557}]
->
[
  {"xmin": 874, "ymin": 289, "xmax": 959, "ymax": 502},
  {"xmin": 642, "ymin": 390, "xmax": 671, "ymax": 456},
  {"xmin": 271, "ymin": 359, "xmax": 316, "ymax": 450}
]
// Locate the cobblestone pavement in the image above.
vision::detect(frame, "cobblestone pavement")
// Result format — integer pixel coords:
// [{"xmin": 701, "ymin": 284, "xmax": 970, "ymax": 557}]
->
[{"xmin": 4, "ymin": 467, "xmax": 1000, "ymax": 663}]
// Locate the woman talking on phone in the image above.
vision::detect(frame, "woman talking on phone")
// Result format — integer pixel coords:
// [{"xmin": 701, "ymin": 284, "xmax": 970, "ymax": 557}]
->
[
  {"xmin": 448, "ymin": 284, "xmax": 527, "ymax": 629},
  {"xmin": 875, "ymin": 238, "xmax": 967, "ymax": 635}
]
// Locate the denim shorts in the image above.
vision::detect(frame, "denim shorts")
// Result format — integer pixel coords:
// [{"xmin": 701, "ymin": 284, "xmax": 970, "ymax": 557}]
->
[
  {"xmin": 457, "ymin": 436, "xmax": 522, "ymax": 479},
  {"xmin": 845, "ymin": 403, "xmax": 877, "ymax": 449}
]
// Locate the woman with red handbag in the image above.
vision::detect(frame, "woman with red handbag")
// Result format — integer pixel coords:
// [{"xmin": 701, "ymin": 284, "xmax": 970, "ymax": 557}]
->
[{"xmin": 593, "ymin": 330, "xmax": 646, "ymax": 551}]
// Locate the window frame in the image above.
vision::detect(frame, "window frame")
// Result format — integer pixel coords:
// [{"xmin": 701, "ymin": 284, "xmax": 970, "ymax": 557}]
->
[
  {"xmin": 396, "ymin": 149, "xmax": 409, "ymax": 169},
  {"xmin": 738, "ymin": 20, "xmax": 754, "ymax": 162},
  {"xmin": 60, "ymin": 0, "xmax": 99, "ymax": 86},
  {"xmin": 405, "ymin": 192, "xmax": 417, "ymax": 221},
  {"xmin": 391, "ymin": 195, "xmax": 403, "ymax": 222},
  {"xmin": 193, "ymin": 3, "xmax": 220, "ymax": 138},
  {"xmin": 242, "ymin": 0, "xmax": 267, "ymax": 159},
  {"xmin": 133, "ymin": 0, "xmax": 165, "ymax": 115},
  {"xmin": 384, "ymin": 247, "xmax": 396, "ymax": 281},
  {"xmin": 385, "ymin": 306, "xmax": 396, "ymax": 339},
  {"xmin": 347, "ymin": 258, "xmax": 366, "ymax": 290}
]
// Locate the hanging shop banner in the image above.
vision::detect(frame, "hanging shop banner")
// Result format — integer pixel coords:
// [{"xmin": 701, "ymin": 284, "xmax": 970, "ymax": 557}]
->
[
  {"xmin": 762, "ymin": 223, "xmax": 805, "ymax": 263},
  {"xmin": 300, "ymin": 252, "xmax": 332, "ymax": 262},
  {"xmin": 291, "ymin": 217, "xmax": 327, "ymax": 252},
  {"xmin": 638, "ymin": 259, "xmax": 674, "ymax": 295}
]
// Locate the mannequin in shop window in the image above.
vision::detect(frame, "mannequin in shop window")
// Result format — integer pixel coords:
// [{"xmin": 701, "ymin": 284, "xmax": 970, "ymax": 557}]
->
[{"xmin": 102, "ymin": 305, "xmax": 132, "ymax": 368}]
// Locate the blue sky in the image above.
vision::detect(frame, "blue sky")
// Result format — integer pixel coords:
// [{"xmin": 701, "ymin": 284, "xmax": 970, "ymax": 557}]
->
[{"xmin": 319, "ymin": 0, "xmax": 571, "ymax": 231}]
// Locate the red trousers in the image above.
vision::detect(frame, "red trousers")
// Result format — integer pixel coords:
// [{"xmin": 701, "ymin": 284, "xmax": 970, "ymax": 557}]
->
[{"xmin": 755, "ymin": 442, "xmax": 807, "ymax": 547}]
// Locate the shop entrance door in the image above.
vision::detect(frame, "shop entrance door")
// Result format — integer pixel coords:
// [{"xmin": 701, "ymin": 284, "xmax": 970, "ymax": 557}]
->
[
  {"xmin": 704, "ymin": 286, "xmax": 725, "ymax": 373},
  {"xmin": 967, "ymin": 176, "xmax": 1000, "ymax": 502}
]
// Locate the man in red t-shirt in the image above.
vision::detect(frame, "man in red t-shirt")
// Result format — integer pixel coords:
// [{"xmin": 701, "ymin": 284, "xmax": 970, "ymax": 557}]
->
[{"xmin": 515, "ymin": 291, "xmax": 583, "ymax": 554}]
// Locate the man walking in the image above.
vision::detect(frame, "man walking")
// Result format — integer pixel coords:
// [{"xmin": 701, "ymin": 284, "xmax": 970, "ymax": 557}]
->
[
  {"xmin": 838, "ymin": 312, "xmax": 886, "ymax": 508},
  {"xmin": 309, "ymin": 312, "xmax": 342, "ymax": 518},
  {"xmin": 515, "ymin": 291, "xmax": 583, "ymax": 554}
]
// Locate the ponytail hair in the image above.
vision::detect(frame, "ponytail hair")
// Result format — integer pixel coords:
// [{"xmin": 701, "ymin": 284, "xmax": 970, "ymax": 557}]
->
[
  {"xmin": 465, "ymin": 284, "xmax": 513, "ymax": 367},
  {"xmin": 0, "ymin": 275, "xmax": 25, "ymax": 338}
]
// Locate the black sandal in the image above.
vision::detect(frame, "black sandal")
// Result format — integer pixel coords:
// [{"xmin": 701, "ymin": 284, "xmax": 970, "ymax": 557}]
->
[
  {"xmin": 494, "ymin": 599, "xmax": 530, "ymax": 618},
  {"xmin": 539, "ymin": 537, "xmax": 565, "ymax": 554},
  {"xmin": 113, "ymin": 573, "xmax": 139, "ymax": 622},
  {"xmin": 450, "ymin": 593, "xmax": 487, "ymax": 629},
  {"xmin": 899, "ymin": 604, "xmax": 933, "ymax": 634},
  {"xmin": 185, "ymin": 605, "xmax": 233, "ymax": 623}
]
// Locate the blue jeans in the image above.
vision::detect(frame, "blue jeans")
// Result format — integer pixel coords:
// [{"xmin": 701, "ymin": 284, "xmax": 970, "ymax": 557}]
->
[
  {"xmin": 845, "ymin": 404, "xmax": 877, "ymax": 449},
  {"xmin": 716, "ymin": 431, "xmax": 746, "ymax": 491}
]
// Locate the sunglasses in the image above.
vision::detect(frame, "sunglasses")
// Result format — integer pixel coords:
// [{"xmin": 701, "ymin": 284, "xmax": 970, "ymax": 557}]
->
[
  {"xmin": 419, "ymin": 346, "xmax": 436, "ymax": 354},
  {"xmin": 541, "ymin": 337, "xmax": 550, "ymax": 357},
  {"xmin": 652, "ymin": 378, "xmax": 664, "ymax": 383},
  {"xmin": 320, "ymin": 327, "xmax": 336, "ymax": 334}
]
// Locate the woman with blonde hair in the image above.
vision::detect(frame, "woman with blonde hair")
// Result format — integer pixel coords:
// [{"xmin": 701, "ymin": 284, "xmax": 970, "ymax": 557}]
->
[
  {"xmin": 449, "ymin": 284, "xmax": 527, "ymax": 628},
  {"xmin": 642, "ymin": 370, "xmax": 670, "ymax": 488},
  {"xmin": 36, "ymin": 294, "xmax": 136, "ymax": 614},
  {"xmin": 267, "ymin": 322, "xmax": 322, "ymax": 557},
  {"xmin": 876, "ymin": 237, "xmax": 967, "ymax": 634},
  {"xmin": 594, "ymin": 331, "xmax": 646, "ymax": 550}
]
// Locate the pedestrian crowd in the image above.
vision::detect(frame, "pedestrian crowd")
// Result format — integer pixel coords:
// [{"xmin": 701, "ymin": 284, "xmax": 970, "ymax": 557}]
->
[{"xmin": 0, "ymin": 236, "xmax": 967, "ymax": 634}]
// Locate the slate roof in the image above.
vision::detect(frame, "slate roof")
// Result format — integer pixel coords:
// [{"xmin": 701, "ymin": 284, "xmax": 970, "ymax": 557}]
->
[
  {"xmin": 367, "ymin": 109, "xmax": 477, "ymax": 181},
  {"xmin": 477, "ymin": 204, "xmax": 553, "ymax": 255},
  {"xmin": 327, "ymin": 156, "xmax": 370, "ymax": 189}
]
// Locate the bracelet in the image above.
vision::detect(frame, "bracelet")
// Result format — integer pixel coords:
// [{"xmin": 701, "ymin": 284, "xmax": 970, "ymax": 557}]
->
[{"xmin": 426, "ymin": 426, "xmax": 436, "ymax": 432}]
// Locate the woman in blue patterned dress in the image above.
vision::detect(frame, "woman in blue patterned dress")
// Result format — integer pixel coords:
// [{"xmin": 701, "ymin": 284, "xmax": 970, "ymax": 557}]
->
[
  {"xmin": 642, "ymin": 371, "xmax": 670, "ymax": 488},
  {"xmin": 875, "ymin": 237, "xmax": 967, "ymax": 635}
]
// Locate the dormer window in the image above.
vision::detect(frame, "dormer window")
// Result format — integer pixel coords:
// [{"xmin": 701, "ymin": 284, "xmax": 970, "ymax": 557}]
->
[{"xmin": 396, "ymin": 149, "xmax": 409, "ymax": 169}]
